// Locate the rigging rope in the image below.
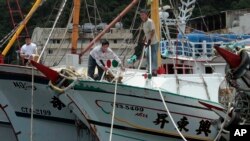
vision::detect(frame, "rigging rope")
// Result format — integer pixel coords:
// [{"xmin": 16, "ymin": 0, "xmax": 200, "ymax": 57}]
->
[
  {"xmin": 49, "ymin": 5, "xmax": 74, "ymax": 66},
  {"xmin": 84, "ymin": 0, "xmax": 96, "ymax": 39},
  {"xmin": 195, "ymin": 1, "xmax": 209, "ymax": 32},
  {"xmin": 0, "ymin": 24, "xmax": 20, "ymax": 47},
  {"xmin": 137, "ymin": 44, "xmax": 146, "ymax": 71},
  {"xmin": 38, "ymin": 0, "xmax": 68, "ymax": 62},
  {"xmin": 119, "ymin": 0, "xmax": 141, "ymax": 64},
  {"xmin": 200, "ymin": 74, "xmax": 211, "ymax": 100},
  {"xmin": 36, "ymin": 0, "xmax": 65, "ymax": 64}
]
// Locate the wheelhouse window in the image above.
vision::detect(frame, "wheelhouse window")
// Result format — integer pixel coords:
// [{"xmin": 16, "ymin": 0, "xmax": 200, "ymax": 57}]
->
[
  {"xmin": 166, "ymin": 64, "xmax": 193, "ymax": 74},
  {"xmin": 205, "ymin": 66, "xmax": 213, "ymax": 74}
]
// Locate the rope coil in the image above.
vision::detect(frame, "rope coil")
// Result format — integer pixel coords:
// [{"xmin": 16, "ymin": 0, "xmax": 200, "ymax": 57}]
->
[{"xmin": 49, "ymin": 68, "xmax": 78, "ymax": 93}]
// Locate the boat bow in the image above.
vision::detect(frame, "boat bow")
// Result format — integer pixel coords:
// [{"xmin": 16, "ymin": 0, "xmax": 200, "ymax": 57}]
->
[{"xmin": 30, "ymin": 60, "xmax": 60, "ymax": 84}]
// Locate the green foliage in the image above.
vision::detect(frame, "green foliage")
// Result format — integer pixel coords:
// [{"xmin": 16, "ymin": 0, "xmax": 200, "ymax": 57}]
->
[
  {"xmin": 0, "ymin": 2, "xmax": 12, "ymax": 40},
  {"xmin": 0, "ymin": 0, "xmax": 250, "ymax": 41},
  {"xmin": 192, "ymin": 0, "xmax": 246, "ymax": 17},
  {"xmin": 231, "ymin": 0, "xmax": 250, "ymax": 9}
]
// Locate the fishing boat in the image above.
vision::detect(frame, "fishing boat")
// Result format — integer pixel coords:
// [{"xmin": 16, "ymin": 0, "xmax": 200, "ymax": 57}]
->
[
  {"xmin": 29, "ymin": 0, "xmax": 233, "ymax": 141},
  {"xmin": 0, "ymin": 64, "xmax": 99, "ymax": 141},
  {"xmin": 0, "ymin": 96, "xmax": 17, "ymax": 141},
  {"xmin": 2, "ymin": 0, "xmax": 250, "ymax": 141},
  {"xmin": 0, "ymin": 0, "xmax": 97, "ymax": 140}
]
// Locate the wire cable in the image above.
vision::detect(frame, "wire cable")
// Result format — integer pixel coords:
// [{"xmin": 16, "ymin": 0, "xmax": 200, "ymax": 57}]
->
[{"xmin": 38, "ymin": 0, "xmax": 68, "ymax": 62}]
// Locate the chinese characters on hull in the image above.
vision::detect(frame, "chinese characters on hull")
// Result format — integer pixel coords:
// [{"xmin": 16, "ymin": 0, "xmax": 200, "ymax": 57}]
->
[
  {"xmin": 154, "ymin": 113, "xmax": 169, "ymax": 129},
  {"xmin": 153, "ymin": 113, "xmax": 212, "ymax": 137},
  {"xmin": 177, "ymin": 116, "xmax": 189, "ymax": 132},
  {"xmin": 196, "ymin": 120, "xmax": 211, "ymax": 136},
  {"xmin": 50, "ymin": 96, "xmax": 65, "ymax": 110}
]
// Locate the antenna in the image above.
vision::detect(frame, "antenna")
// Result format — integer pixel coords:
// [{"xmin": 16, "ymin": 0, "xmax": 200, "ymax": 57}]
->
[{"xmin": 178, "ymin": 0, "xmax": 196, "ymax": 33}]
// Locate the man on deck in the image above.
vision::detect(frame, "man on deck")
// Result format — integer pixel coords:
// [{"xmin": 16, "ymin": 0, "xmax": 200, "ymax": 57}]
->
[
  {"xmin": 140, "ymin": 9, "xmax": 159, "ymax": 76},
  {"xmin": 87, "ymin": 39, "xmax": 123, "ymax": 80},
  {"xmin": 20, "ymin": 36, "xmax": 37, "ymax": 65}
]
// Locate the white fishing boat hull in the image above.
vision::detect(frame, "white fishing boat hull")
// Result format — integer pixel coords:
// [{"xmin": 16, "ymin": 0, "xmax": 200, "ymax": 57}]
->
[
  {"xmin": 0, "ymin": 94, "xmax": 17, "ymax": 141},
  {"xmin": 0, "ymin": 64, "xmax": 96, "ymax": 141},
  {"xmin": 57, "ymin": 70, "xmax": 226, "ymax": 141}
]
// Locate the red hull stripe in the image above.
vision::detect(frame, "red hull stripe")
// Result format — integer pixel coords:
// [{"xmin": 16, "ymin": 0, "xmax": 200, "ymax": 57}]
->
[{"xmin": 30, "ymin": 60, "xmax": 59, "ymax": 83}]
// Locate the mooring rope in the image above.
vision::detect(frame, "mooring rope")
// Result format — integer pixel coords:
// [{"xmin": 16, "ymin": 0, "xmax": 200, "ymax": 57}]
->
[
  {"xmin": 109, "ymin": 71, "xmax": 120, "ymax": 141},
  {"xmin": 156, "ymin": 85, "xmax": 188, "ymax": 141},
  {"xmin": 30, "ymin": 67, "xmax": 35, "ymax": 141}
]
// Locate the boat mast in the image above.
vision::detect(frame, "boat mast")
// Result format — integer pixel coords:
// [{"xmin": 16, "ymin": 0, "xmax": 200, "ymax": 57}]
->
[
  {"xmin": 79, "ymin": 0, "xmax": 138, "ymax": 60},
  {"xmin": 1, "ymin": 0, "xmax": 43, "ymax": 57},
  {"xmin": 151, "ymin": 0, "xmax": 160, "ymax": 41},
  {"xmin": 71, "ymin": 0, "xmax": 81, "ymax": 54},
  {"xmin": 150, "ymin": 0, "xmax": 161, "ymax": 70}
]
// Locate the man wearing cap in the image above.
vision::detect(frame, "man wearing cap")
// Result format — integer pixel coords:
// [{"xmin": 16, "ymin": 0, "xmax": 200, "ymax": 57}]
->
[
  {"xmin": 20, "ymin": 36, "xmax": 37, "ymax": 65},
  {"xmin": 140, "ymin": 9, "xmax": 159, "ymax": 76},
  {"xmin": 87, "ymin": 39, "xmax": 123, "ymax": 80}
]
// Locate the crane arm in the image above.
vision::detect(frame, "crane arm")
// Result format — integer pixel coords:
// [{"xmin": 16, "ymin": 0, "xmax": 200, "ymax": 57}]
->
[{"xmin": 2, "ymin": 0, "xmax": 43, "ymax": 56}]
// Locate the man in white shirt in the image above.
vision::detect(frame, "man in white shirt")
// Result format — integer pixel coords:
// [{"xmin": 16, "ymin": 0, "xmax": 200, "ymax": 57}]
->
[
  {"xmin": 88, "ymin": 39, "xmax": 123, "ymax": 80},
  {"xmin": 20, "ymin": 36, "xmax": 37, "ymax": 65},
  {"xmin": 140, "ymin": 9, "xmax": 159, "ymax": 76}
]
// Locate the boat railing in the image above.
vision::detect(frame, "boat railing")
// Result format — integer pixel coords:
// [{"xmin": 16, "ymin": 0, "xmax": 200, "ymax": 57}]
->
[{"xmin": 160, "ymin": 40, "xmax": 226, "ymax": 60}]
